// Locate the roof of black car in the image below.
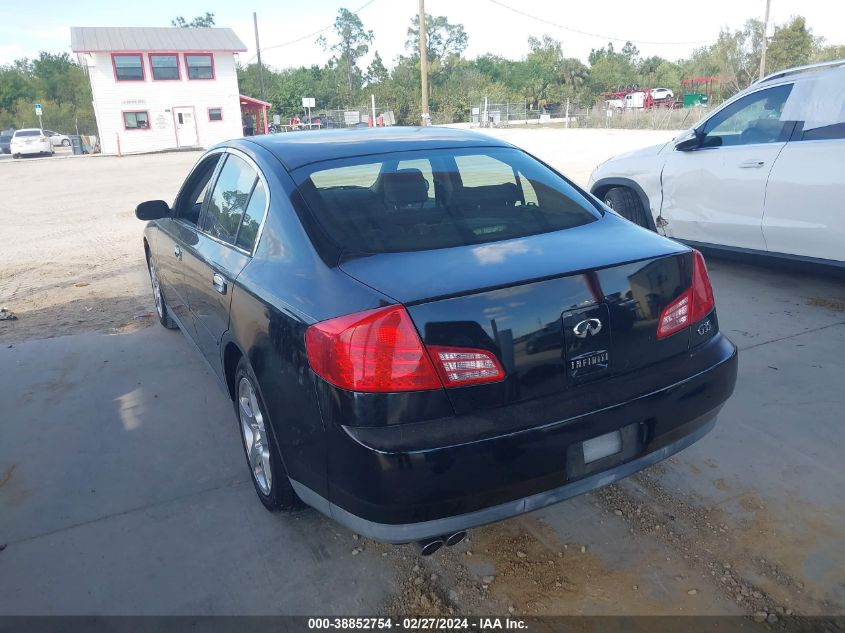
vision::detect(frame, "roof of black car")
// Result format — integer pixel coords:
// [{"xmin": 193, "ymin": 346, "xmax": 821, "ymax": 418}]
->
[{"xmin": 241, "ymin": 126, "xmax": 513, "ymax": 171}]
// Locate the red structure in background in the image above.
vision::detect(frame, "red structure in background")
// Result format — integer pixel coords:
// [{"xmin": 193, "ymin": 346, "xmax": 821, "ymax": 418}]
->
[
  {"xmin": 682, "ymin": 76, "xmax": 718, "ymax": 102},
  {"xmin": 240, "ymin": 94, "xmax": 272, "ymax": 135}
]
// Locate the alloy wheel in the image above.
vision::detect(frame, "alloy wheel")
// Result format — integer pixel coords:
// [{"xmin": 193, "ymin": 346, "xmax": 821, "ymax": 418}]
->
[
  {"xmin": 148, "ymin": 258, "xmax": 164, "ymax": 319},
  {"xmin": 238, "ymin": 376, "xmax": 272, "ymax": 495}
]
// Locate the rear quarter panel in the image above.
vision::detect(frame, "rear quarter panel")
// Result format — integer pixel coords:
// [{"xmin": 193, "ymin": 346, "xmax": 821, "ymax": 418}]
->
[{"xmin": 223, "ymin": 143, "xmax": 395, "ymax": 497}]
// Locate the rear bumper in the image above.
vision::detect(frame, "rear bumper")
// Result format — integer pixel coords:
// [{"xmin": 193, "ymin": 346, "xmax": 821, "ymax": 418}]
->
[
  {"xmin": 304, "ymin": 334, "xmax": 737, "ymax": 543},
  {"xmin": 12, "ymin": 145, "xmax": 49, "ymax": 155},
  {"xmin": 293, "ymin": 411, "xmax": 718, "ymax": 543}
]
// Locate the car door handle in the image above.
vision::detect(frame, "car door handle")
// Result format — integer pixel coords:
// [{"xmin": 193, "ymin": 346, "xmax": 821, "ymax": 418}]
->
[
  {"xmin": 212, "ymin": 273, "xmax": 227, "ymax": 295},
  {"xmin": 173, "ymin": 245, "xmax": 182, "ymax": 259},
  {"xmin": 739, "ymin": 160, "xmax": 765, "ymax": 168}
]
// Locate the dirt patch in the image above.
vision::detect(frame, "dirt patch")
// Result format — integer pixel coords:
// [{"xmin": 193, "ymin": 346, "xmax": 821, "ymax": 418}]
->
[
  {"xmin": 0, "ymin": 152, "xmax": 197, "ymax": 345},
  {"xmin": 0, "ymin": 464, "xmax": 17, "ymax": 487},
  {"xmin": 0, "ymin": 292, "xmax": 154, "ymax": 345},
  {"xmin": 459, "ymin": 519, "xmax": 670, "ymax": 615},
  {"xmin": 808, "ymin": 298, "xmax": 845, "ymax": 313},
  {"xmin": 595, "ymin": 471, "xmax": 838, "ymax": 622},
  {"xmin": 376, "ymin": 516, "xmax": 707, "ymax": 617}
]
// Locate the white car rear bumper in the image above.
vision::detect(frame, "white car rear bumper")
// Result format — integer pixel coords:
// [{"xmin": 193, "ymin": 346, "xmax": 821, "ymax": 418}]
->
[{"xmin": 11, "ymin": 141, "xmax": 51, "ymax": 155}]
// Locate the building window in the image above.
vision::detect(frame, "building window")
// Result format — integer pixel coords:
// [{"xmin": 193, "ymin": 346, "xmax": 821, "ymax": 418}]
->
[
  {"xmin": 113, "ymin": 54, "xmax": 144, "ymax": 81},
  {"xmin": 123, "ymin": 111, "xmax": 150, "ymax": 130},
  {"xmin": 208, "ymin": 108, "xmax": 223, "ymax": 122},
  {"xmin": 185, "ymin": 54, "xmax": 214, "ymax": 80},
  {"xmin": 150, "ymin": 54, "xmax": 180, "ymax": 80}
]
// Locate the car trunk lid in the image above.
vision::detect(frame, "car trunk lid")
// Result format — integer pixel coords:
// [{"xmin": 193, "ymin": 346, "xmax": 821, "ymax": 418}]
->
[{"xmin": 339, "ymin": 216, "xmax": 692, "ymax": 412}]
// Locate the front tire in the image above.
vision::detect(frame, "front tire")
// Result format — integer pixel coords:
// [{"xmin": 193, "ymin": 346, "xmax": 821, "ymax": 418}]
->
[
  {"xmin": 234, "ymin": 359, "xmax": 302, "ymax": 512},
  {"xmin": 62, "ymin": 139, "xmax": 70, "ymax": 147},
  {"xmin": 603, "ymin": 187, "xmax": 650, "ymax": 229},
  {"xmin": 146, "ymin": 255, "xmax": 178, "ymax": 329}
]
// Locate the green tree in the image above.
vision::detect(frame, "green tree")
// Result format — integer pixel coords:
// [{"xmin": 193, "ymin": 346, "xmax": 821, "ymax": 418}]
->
[
  {"xmin": 704, "ymin": 20, "xmax": 763, "ymax": 94},
  {"xmin": 365, "ymin": 51, "xmax": 388, "ymax": 86},
  {"xmin": 0, "ymin": 63, "xmax": 35, "ymax": 111},
  {"xmin": 765, "ymin": 16, "xmax": 814, "ymax": 74},
  {"xmin": 32, "ymin": 52, "xmax": 90, "ymax": 106},
  {"xmin": 812, "ymin": 43, "xmax": 845, "ymax": 62},
  {"xmin": 588, "ymin": 42, "xmax": 639, "ymax": 92},
  {"xmin": 172, "ymin": 12, "xmax": 215, "ymax": 28},
  {"xmin": 405, "ymin": 13, "xmax": 468, "ymax": 66},
  {"xmin": 318, "ymin": 8, "xmax": 373, "ymax": 101}
]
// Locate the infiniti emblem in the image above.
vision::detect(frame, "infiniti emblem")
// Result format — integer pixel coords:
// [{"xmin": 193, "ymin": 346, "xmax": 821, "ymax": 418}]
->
[{"xmin": 573, "ymin": 318, "xmax": 602, "ymax": 339}]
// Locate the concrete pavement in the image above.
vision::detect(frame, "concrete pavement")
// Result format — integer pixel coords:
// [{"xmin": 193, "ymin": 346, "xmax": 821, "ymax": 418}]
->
[{"xmin": 0, "ymin": 260, "xmax": 843, "ymax": 616}]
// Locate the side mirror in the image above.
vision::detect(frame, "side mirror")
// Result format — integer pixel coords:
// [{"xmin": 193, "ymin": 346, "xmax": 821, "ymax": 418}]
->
[
  {"xmin": 135, "ymin": 200, "xmax": 171, "ymax": 221},
  {"xmin": 674, "ymin": 129, "xmax": 702, "ymax": 152}
]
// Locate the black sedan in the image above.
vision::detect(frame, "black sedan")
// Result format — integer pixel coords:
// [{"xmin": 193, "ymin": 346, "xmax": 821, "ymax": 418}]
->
[{"xmin": 136, "ymin": 128, "xmax": 737, "ymax": 553}]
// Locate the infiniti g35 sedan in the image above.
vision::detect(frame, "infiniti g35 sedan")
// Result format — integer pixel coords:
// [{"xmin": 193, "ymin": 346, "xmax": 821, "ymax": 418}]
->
[{"xmin": 136, "ymin": 127, "xmax": 738, "ymax": 552}]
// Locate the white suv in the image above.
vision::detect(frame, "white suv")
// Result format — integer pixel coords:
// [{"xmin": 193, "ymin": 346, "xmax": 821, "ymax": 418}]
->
[
  {"xmin": 650, "ymin": 87, "xmax": 674, "ymax": 100},
  {"xmin": 10, "ymin": 128, "xmax": 54, "ymax": 158},
  {"xmin": 588, "ymin": 61, "xmax": 844, "ymax": 268}
]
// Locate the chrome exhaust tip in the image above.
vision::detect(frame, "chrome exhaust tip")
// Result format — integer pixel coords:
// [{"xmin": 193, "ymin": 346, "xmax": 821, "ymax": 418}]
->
[
  {"xmin": 417, "ymin": 537, "xmax": 445, "ymax": 556},
  {"xmin": 445, "ymin": 530, "xmax": 467, "ymax": 547}
]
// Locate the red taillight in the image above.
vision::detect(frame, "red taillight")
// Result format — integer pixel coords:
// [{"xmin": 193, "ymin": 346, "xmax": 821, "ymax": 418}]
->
[
  {"xmin": 657, "ymin": 250, "xmax": 715, "ymax": 339},
  {"xmin": 305, "ymin": 305, "xmax": 441, "ymax": 392},
  {"xmin": 305, "ymin": 305, "xmax": 505, "ymax": 392},
  {"xmin": 689, "ymin": 249, "xmax": 715, "ymax": 322}
]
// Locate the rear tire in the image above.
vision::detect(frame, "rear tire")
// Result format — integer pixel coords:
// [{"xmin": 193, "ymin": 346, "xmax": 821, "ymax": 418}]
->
[
  {"xmin": 234, "ymin": 358, "xmax": 302, "ymax": 513},
  {"xmin": 62, "ymin": 139, "xmax": 70, "ymax": 147},
  {"xmin": 603, "ymin": 187, "xmax": 650, "ymax": 229}
]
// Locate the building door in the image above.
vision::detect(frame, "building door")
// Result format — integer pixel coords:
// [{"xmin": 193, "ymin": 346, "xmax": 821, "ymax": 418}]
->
[{"xmin": 173, "ymin": 107, "xmax": 199, "ymax": 147}]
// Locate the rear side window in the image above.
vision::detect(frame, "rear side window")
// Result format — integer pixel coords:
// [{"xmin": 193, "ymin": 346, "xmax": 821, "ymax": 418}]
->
[
  {"xmin": 236, "ymin": 179, "xmax": 267, "ymax": 252},
  {"xmin": 294, "ymin": 147, "xmax": 598, "ymax": 254},
  {"xmin": 801, "ymin": 122, "xmax": 845, "ymax": 141}
]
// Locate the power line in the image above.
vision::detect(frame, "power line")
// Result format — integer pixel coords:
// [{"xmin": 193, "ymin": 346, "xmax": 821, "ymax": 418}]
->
[
  {"xmin": 242, "ymin": 0, "xmax": 379, "ymax": 65},
  {"xmin": 486, "ymin": 0, "xmax": 716, "ymax": 47}
]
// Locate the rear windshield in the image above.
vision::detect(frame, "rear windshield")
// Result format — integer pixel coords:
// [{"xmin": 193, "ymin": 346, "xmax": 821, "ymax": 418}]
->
[
  {"xmin": 15, "ymin": 130, "xmax": 42, "ymax": 137},
  {"xmin": 293, "ymin": 147, "xmax": 599, "ymax": 254},
  {"xmin": 0, "ymin": 133, "xmax": 12, "ymax": 141}
]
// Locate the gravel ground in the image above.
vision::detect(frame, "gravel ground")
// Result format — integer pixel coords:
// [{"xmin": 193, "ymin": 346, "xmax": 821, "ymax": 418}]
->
[{"xmin": 0, "ymin": 151, "xmax": 202, "ymax": 344}]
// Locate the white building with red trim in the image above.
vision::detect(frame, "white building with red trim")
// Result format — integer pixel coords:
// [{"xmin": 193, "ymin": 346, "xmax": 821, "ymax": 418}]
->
[{"xmin": 71, "ymin": 26, "xmax": 249, "ymax": 155}]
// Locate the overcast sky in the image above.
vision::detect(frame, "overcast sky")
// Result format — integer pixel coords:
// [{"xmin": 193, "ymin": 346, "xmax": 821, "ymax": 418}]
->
[{"xmin": 1, "ymin": 0, "xmax": 843, "ymax": 70}]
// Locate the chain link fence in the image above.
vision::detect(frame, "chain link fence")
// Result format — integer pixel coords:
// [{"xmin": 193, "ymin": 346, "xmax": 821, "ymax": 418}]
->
[
  {"xmin": 468, "ymin": 101, "xmax": 714, "ymax": 130},
  {"xmin": 270, "ymin": 105, "xmax": 397, "ymax": 132}
]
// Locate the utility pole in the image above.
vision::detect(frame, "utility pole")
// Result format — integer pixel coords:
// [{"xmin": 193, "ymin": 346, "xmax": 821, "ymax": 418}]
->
[
  {"xmin": 418, "ymin": 0, "xmax": 429, "ymax": 125},
  {"xmin": 254, "ymin": 12, "xmax": 266, "ymax": 101},
  {"xmin": 758, "ymin": 0, "xmax": 772, "ymax": 80}
]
